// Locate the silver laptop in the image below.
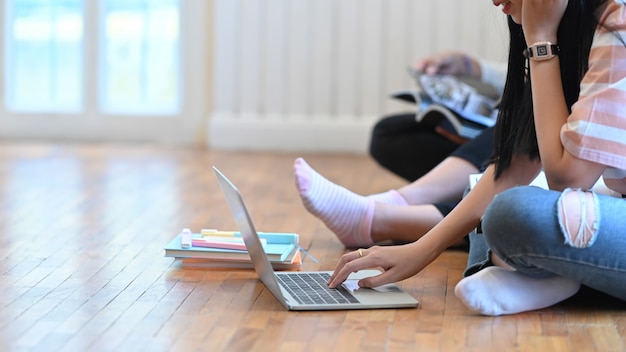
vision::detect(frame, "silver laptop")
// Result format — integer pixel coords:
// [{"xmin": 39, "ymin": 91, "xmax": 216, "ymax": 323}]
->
[{"xmin": 213, "ymin": 166, "xmax": 419, "ymax": 310}]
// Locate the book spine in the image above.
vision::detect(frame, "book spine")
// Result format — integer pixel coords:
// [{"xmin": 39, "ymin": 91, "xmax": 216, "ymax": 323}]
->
[
  {"xmin": 191, "ymin": 237, "xmax": 267, "ymax": 251},
  {"xmin": 191, "ymin": 239, "xmax": 247, "ymax": 251},
  {"xmin": 212, "ymin": 232, "xmax": 299, "ymax": 244},
  {"xmin": 257, "ymin": 232, "xmax": 299, "ymax": 244}
]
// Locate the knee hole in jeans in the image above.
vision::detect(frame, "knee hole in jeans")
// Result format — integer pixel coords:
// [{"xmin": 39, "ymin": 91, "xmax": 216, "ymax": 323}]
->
[{"xmin": 557, "ymin": 188, "xmax": 600, "ymax": 248}]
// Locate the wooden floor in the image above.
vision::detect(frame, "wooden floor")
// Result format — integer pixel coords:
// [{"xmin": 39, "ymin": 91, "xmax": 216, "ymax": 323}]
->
[{"xmin": 1, "ymin": 141, "xmax": 625, "ymax": 352}]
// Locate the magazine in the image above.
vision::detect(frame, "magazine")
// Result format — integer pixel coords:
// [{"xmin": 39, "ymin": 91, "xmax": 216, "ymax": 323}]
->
[{"xmin": 390, "ymin": 68, "xmax": 500, "ymax": 139}]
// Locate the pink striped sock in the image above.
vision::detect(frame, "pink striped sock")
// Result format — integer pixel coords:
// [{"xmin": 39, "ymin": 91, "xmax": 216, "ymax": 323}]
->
[
  {"xmin": 369, "ymin": 189, "xmax": 409, "ymax": 206},
  {"xmin": 294, "ymin": 158, "xmax": 406, "ymax": 247}
]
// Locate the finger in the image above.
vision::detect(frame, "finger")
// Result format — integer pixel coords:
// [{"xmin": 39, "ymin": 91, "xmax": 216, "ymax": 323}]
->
[
  {"xmin": 328, "ymin": 250, "xmax": 378, "ymax": 288},
  {"xmin": 431, "ymin": 54, "xmax": 458, "ymax": 73},
  {"xmin": 414, "ymin": 57, "xmax": 436, "ymax": 72},
  {"xmin": 327, "ymin": 259, "xmax": 363, "ymax": 288},
  {"xmin": 422, "ymin": 62, "xmax": 439, "ymax": 75},
  {"xmin": 327, "ymin": 249, "xmax": 363, "ymax": 285},
  {"xmin": 417, "ymin": 56, "xmax": 449, "ymax": 75},
  {"xmin": 358, "ymin": 269, "xmax": 397, "ymax": 288},
  {"xmin": 434, "ymin": 60, "xmax": 463, "ymax": 75}
]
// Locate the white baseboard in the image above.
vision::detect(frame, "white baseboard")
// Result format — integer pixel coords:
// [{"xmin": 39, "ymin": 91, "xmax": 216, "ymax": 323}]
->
[{"xmin": 207, "ymin": 113, "xmax": 377, "ymax": 154}]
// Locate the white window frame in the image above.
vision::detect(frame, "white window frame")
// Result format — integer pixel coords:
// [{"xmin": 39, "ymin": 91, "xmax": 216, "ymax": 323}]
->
[{"xmin": 0, "ymin": 0, "xmax": 208, "ymax": 145}]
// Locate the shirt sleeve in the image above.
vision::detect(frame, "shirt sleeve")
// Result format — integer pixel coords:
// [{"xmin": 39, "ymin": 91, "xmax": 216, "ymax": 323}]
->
[
  {"xmin": 478, "ymin": 59, "xmax": 507, "ymax": 95},
  {"xmin": 561, "ymin": 0, "xmax": 626, "ymax": 170}
]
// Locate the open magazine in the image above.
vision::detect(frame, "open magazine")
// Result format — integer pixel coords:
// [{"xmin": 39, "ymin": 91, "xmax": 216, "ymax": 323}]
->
[{"xmin": 391, "ymin": 68, "xmax": 500, "ymax": 139}]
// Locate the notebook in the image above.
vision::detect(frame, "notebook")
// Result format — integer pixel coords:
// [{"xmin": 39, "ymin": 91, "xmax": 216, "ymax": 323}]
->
[{"xmin": 213, "ymin": 166, "xmax": 419, "ymax": 310}]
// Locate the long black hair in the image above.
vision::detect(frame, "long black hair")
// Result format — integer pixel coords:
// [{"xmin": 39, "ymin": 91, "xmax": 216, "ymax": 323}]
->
[{"xmin": 492, "ymin": 0, "xmax": 609, "ymax": 178}]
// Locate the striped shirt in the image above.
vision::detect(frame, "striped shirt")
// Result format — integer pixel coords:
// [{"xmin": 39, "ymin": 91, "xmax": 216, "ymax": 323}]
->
[{"xmin": 561, "ymin": 0, "xmax": 626, "ymax": 194}]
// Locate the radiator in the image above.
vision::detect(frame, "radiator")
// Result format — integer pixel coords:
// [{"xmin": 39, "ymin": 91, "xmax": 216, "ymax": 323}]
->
[{"xmin": 209, "ymin": 0, "xmax": 508, "ymax": 153}]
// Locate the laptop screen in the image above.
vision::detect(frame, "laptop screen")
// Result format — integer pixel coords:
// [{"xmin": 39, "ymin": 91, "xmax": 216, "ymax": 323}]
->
[{"xmin": 213, "ymin": 166, "xmax": 289, "ymax": 305}]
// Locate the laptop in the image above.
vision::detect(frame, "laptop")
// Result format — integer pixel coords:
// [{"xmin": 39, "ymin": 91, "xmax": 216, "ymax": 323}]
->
[{"xmin": 213, "ymin": 166, "xmax": 419, "ymax": 310}]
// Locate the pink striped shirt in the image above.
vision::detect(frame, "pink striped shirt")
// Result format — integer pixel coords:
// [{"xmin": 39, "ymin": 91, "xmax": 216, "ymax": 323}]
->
[{"xmin": 561, "ymin": 0, "xmax": 626, "ymax": 194}]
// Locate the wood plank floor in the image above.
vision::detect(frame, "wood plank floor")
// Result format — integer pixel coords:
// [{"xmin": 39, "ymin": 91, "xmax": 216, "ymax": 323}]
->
[{"xmin": 0, "ymin": 141, "xmax": 624, "ymax": 352}]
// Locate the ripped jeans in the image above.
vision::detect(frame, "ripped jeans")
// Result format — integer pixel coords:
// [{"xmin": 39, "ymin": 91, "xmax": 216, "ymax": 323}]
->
[{"xmin": 464, "ymin": 186, "xmax": 626, "ymax": 301}]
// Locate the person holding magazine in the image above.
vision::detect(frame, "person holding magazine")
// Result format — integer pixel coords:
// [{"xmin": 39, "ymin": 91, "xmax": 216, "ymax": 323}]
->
[
  {"xmin": 369, "ymin": 52, "xmax": 506, "ymax": 181},
  {"xmin": 293, "ymin": 53, "xmax": 505, "ymax": 249},
  {"xmin": 324, "ymin": 0, "xmax": 626, "ymax": 316}
]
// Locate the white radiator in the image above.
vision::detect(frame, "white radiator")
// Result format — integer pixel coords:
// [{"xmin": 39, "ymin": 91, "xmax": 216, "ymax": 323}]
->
[{"xmin": 209, "ymin": 0, "xmax": 508, "ymax": 153}]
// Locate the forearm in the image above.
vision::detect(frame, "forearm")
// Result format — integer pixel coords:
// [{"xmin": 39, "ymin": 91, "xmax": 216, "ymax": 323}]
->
[
  {"xmin": 523, "ymin": 3, "xmax": 606, "ymax": 190},
  {"xmin": 328, "ymin": 161, "xmax": 541, "ymax": 289},
  {"xmin": 410, "ymin": 159, "xmax": 542, "ymax": 256},
  {"xmin": 528, "ymin": 58, "xmax": 571, "ymax": 187},
  {"xmin": 529, "ymin": 56, "xmax": 605, "ymax": 189}
]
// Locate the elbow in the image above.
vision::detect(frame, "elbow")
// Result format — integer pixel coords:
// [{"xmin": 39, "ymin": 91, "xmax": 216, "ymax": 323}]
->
[
  {"xmin": 544, "ymin": 173, "xmax": 596, "ymax": 191},
  {"xmin": 543, "ymin": 169, "xmax": 571, "ymax": 190},
  {"xmin": 542, "ymin": 157, "xmax": 606, "ymax": 191},
  {"xmin": 545, "ymin": 178, "xmax": 571, "ymax": 191}
]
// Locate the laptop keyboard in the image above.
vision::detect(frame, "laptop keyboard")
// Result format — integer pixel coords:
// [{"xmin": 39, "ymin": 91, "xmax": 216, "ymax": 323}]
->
[{"xmin": 276, "ymin": 272, "xmax": 360, "ymax": 305}]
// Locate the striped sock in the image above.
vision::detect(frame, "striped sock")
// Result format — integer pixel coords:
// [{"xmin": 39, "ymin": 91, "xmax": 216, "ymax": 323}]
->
[{"xmin": 293, "ymin": 158, "xmax": 407, "ymax": 247}]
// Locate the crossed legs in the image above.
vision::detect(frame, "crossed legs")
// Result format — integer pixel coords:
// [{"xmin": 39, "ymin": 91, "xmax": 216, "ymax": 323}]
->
[{"xmin": 454, "ymin": 188, "xmax": 597, "ymax": 316}]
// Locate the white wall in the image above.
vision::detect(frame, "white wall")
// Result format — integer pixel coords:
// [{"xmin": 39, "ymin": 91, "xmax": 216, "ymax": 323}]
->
[{"xmin": 208, "ymin": 0, "xmax": 509, "ymax": 153}]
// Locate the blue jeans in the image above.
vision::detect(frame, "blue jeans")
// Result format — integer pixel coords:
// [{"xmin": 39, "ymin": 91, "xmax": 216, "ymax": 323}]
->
[{"xmin": 464, "ymin": 186, "xmax": 626, "ymax": 302}]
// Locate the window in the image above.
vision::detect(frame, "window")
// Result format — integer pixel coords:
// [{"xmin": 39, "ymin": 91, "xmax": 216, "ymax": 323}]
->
[
  {"xmin": 101, "ymin": 0, "xmax": 180, "ymax": 115},
  {"xmin": 5, "ymin": 0, "xmax": 84, "ymax": 112},
  {"xmin": 1, "ymin": 0, "xmax": 207, "ymax": 144}
]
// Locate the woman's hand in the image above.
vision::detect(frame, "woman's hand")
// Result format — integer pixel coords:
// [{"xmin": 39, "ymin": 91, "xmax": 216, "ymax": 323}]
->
[
  {"xmin": 327, "ymin": 244, "xmax": 426, "ymax": 289},
  {"xmin": 521, "ymin": 0, "xmax": 568, "ymax": 43},
  {"xmin": 415, "ymin": 51, "xmax": 480, "ymax": 78}
]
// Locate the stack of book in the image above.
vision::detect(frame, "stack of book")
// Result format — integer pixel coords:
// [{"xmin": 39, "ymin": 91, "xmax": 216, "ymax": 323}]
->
[{"xmin": 163, "ymin": 229, "xmax": 302, "ymax": 270}]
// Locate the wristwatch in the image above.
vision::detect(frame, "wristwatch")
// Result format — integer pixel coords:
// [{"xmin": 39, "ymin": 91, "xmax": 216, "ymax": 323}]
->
[{"xmin": 525, "ymin": 41, "xmax": 560, "ymax": 61}]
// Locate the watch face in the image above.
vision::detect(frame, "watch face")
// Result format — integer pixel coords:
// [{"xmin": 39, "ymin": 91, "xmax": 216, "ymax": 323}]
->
[
  {"xmin": 536, "ymin": 45, "xmax": 548, "ymax": 56},
  {"xmin": 527, "ymin": 42, "xmax": 558, "ymax": 61}
]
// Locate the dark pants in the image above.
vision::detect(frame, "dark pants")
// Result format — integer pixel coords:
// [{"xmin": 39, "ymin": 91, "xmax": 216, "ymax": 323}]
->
[{"xmin": 369, "ymin": 113, "xmax": 495, "ymax": 216}]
